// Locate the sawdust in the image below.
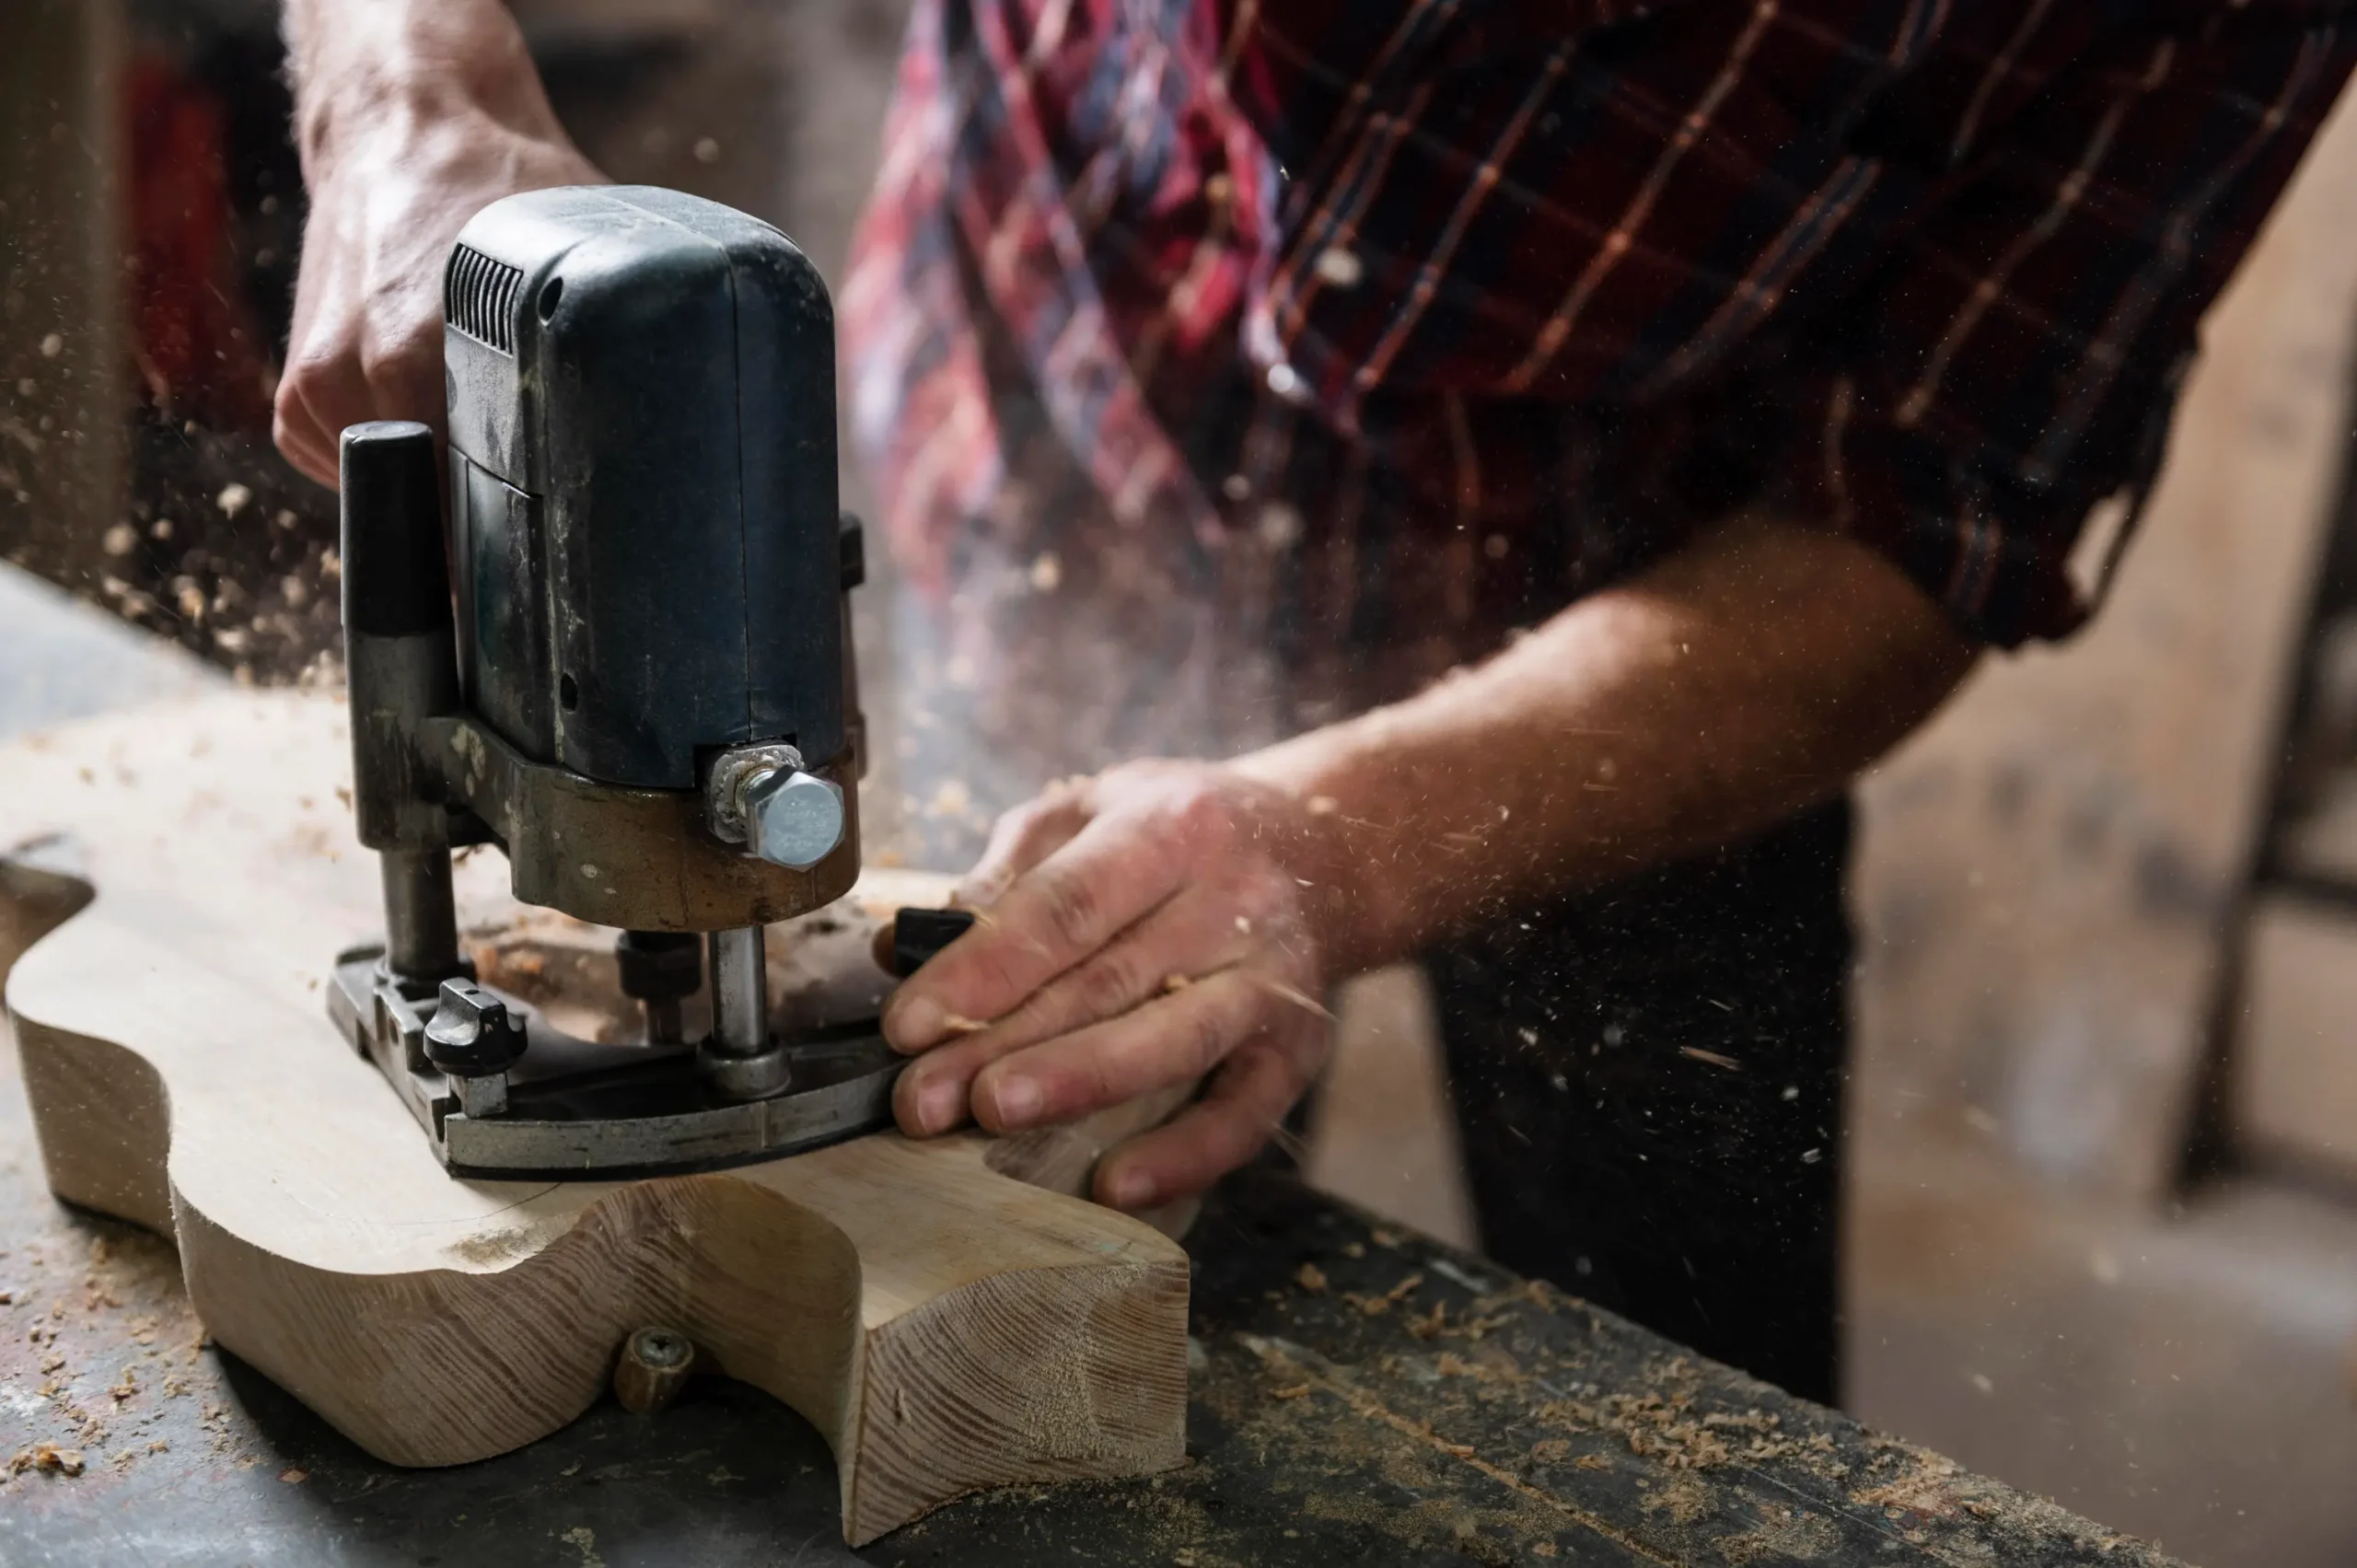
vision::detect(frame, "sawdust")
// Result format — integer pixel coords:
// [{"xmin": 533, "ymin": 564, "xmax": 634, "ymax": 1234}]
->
[
  {"xmin": 1433, "ymin": 1348, "xmax": 1526, "ymax": 1386},
  {"xmin": 1852, "ymin": 1446, "xmax": 1973, "ymax": 1515},
  {"xmin": 911, "ymin": 1464, "xmax": 1222, "ymax": 1563},
  {"xmin": 1404, "ymin": 1296, "xmax": 1515, "ymax": 1343},
  {"xmin": 0, "ymin": 1214, "xmax": 238, "ymax": 1483},
  {"xmin": 1341, "ymin": 1272, "xmax": 1422, "ymax": 1316},
  {"xmin": 1531, "ymin": 1357, "xmax": 1838, "ymax": 1474},
  {"xmin": 559, "ymin": 1524, "xmax": 608, "ymax": 1568},
  {"xmin": 9, "ymin": 1442, "xmax": 86, "ymax": 1477},
  {"xmin": 446, "ymin": 1220, "xmax": 570, "ymax": 1269},
  {"xmin": 6, "ymin": 408, "xmax": 343, "ymax": 687},
  {"xmin": 1712, "ymin": 1507, "xmax": 1842, "ymax": 1563},
  {"xmin": 1641, "ymin": 1470, "xmax": 1711, "ymax": 1525},
  {"xmin": 1237, "ymin": 1334, "xmax": 1680, "ymax": 1565}
]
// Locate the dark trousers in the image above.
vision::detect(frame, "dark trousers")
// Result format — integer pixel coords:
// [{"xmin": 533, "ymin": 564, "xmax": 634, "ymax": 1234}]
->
[{"xmin": 1425, "ymin": 799, "xmax": 1852, "ymax": 1406}]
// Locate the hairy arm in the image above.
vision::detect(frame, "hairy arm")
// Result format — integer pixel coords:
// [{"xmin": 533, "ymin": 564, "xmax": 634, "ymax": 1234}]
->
[
  {"xmin": 275, "ymin": 0, "xmax": 600, "ymax": 484},
  {"xmin": 1247, "ymin": 511, "xmax": 1976, "ymax": 973},
  {"xmin": 884, "ymin": 512, "xmax": 1978, "ymax": 1208}
]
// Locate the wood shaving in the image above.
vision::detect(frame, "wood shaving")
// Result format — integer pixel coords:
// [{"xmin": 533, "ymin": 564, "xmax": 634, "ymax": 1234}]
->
[
  {"xmin": 1342, "ymin": 1272, "xmax": 1423, "ymax": 1317},
  {"xmin": 1535, "ymin": 1388, "xmax": 1839, "ymax": 1473},
  {"xmin": 1244, "ymin": 973, "xmax": 1336, "ymax": 1022},
  {"xmin": 27, "ymin": 1443, "xmax": 84, "ymax": 1477}
]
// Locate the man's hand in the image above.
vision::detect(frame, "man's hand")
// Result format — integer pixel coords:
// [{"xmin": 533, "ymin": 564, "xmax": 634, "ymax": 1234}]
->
[
  {"xmin": 274, "ymin": 0, "xmax": 603, "ymax": 486},
  {"xmin": 883, "ymin": 762, "xmax": 1359, "ymax": 1214},
  {"xmin": 881, "ymin": 515, "xmax": 1974, "ymax": 1215}
]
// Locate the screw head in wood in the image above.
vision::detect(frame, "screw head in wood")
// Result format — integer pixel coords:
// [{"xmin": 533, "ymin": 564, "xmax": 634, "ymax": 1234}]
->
[
  {"xmin": 613, "ymin": 1325, "xmax": 699, "ymax": 1415},
  {"xmin": 632, "ymin": 1327, "xmax": 692, "ymax": 1370}
]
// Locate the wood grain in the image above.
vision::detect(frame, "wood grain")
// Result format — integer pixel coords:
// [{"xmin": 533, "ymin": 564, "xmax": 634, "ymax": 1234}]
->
[{"xmin": 0, "ymin": 691, "xmax": 1189, "ymax": 1543}]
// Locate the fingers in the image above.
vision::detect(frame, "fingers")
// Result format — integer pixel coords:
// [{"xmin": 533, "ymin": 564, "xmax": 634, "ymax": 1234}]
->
[
  {"xmin": 273, "ymin": 346, "xmax": 365, "ymax": 487},
  {"xmin": 272, "ymin": 139, "xmax": 502, "ymax": 485},
  {"xmin": 962, "ymin": 966, "xmax": 1263, "ymax": 1131},
  {"xmin": 884, "ymin": 805, "xmax": 1185, "ymax": 1053},
  {"xmin": 899, "ymin": 964, "xmax": 1258, "ymax": 1137},
  {"xmin": 877, "ymin": 761, "xmax": 1335, "ymax": 1214},
  {"xmin": 889, "ymin": 893, "xmax": 1250, "ymax": 1135},
  {"xmin": 273, "ymin": 396, "xmax": 339, "ymax": 490},
  {"xmin": 930, "ymin": 887, "xmax": 1248, "ymax": 1063},
  {"xmin": 275, "ymin": 314, "xmax": 438, "ymax": 488},
  {"xmin": 1093, "ymin": 1035, "xmax": 1318, "ymax": 1210}
]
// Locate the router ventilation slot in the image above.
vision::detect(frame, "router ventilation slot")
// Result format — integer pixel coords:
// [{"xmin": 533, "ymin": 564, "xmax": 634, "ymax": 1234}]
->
[{"xmin": 446, "ymin": 245, "xmax": 523, "ymax": 354}]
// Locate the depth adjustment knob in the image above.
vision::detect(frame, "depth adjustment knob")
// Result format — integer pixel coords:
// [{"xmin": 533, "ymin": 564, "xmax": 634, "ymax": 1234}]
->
[{"xmin": 423, "ymin": 979, "xmax": 528, "ymax": 1077}]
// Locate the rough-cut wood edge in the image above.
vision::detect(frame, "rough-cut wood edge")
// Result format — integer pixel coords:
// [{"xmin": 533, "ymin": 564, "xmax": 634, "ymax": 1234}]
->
[{"xmin": 0, "ymin": 693, "xmax": 1190, "ymax": 1545}]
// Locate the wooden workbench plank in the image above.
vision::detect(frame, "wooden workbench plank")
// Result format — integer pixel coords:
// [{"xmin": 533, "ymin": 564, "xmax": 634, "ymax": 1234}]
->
[
  {"xmin": 0, "ymin": 1120, "xmax": 2184, "ymax": 1566},
  {"xmin": 1171, "ymin": 1175, "xmax": 2180, "ymax": 1568}
]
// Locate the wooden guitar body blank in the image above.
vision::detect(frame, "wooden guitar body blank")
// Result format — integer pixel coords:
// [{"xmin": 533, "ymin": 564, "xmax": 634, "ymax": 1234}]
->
[{"xmin": 0, "ymin": 691, "xmax": 1189, "ymax": 1543}]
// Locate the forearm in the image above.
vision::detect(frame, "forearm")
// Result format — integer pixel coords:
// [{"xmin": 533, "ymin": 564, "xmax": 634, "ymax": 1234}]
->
[
  {"xmin": 283, "ymin": 0, "xmax": 566, "ymax": 170},
  {"xmin": 1237, "ymin": 511, "xmax": 1979, "ymax": 974}
]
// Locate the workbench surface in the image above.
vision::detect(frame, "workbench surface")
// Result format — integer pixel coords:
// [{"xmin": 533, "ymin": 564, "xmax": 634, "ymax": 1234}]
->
[{"xmin": 0, "ymin": 1049, "xmax": 2176, "ymax": 1568}]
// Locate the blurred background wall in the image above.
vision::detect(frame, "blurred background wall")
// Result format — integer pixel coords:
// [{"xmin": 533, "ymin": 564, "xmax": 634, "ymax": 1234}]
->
[{"xmin": 6, "ymin": 6, "xmax": 2357, "ymax": 1564}]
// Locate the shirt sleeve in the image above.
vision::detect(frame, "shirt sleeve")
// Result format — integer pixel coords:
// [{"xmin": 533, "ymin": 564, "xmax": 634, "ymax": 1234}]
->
[{"xmin": 1767, "ymin": 8, "xmax": 2356, "ymax": 645}]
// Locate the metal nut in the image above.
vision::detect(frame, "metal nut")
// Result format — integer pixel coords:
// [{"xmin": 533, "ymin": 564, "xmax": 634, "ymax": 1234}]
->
[{"xmin": 702, "ymin": 742, "xmax": 806, "ymax": 844}]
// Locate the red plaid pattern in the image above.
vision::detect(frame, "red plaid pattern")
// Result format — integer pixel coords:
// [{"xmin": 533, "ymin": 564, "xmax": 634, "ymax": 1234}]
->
[{"xmin": 844, "ymin": 0, "xmax": 2355, "ymax": 659}]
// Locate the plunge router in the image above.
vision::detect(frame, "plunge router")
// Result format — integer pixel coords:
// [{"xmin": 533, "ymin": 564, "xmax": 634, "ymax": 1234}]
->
[{"xmin": 329, "ymin": 186, "xmax": 940, "ymax": 1179}]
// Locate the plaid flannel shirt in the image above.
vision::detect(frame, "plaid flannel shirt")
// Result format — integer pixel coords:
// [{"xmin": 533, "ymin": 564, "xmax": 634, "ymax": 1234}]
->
[{"xmin": 845, "ymin": 0, "xmax": 2355, "ymax": 709}]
